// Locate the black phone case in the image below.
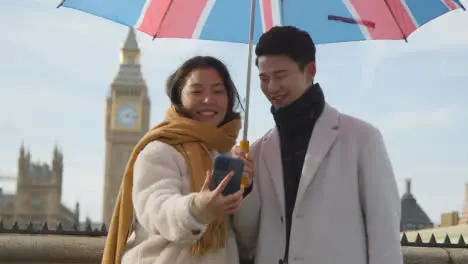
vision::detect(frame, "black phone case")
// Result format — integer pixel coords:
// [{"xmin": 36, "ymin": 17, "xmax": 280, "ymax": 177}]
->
[{"xmin": 211, "ymin": 154, "xmax": 244, "ymax": 196}]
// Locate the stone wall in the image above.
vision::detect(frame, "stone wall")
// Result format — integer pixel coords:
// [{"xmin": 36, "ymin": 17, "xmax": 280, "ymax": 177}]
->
[
  {"xmin": 0, "ymin": 235, "xmax": 467, "ymax": 264},
  {"xmin": 0, "ymin": 235, "xmax": 104, "ymax": 264}
]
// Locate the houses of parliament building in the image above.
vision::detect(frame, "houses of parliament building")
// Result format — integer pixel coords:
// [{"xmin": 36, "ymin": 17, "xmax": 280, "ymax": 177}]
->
[{"xmin": 0, "ymin": 28, "xmax": 150, "ymax": 228}]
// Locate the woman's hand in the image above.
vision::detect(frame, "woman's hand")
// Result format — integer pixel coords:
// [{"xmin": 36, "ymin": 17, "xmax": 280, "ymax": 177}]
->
[
  {"xmin": 192, "ymin": 170, "xmax": 244, "ymax": 223},
  {"xmin": 232, "ymin": 146, "xmax": 255, "ymax": 187}
]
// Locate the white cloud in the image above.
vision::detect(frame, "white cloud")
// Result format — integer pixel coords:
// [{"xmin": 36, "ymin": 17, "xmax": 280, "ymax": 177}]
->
[
  {"xmin": 378, "ymin": 106, "xmax": 463, "ymax": 136},
  {"xmin": 358, "ymin": 43, "xmax": 392, "ymax": 95}
]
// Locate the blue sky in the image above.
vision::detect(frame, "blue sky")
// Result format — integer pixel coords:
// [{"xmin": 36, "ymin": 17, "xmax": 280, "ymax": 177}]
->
[{"xmin": 1, "ymin": 0, "xmax": 467, "ymax": 224}]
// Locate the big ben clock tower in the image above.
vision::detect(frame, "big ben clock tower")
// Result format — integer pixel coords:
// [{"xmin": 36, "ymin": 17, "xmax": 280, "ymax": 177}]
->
[{"xmin": 102, "ymin": 28, "xmax": 150, "ymax": 226}]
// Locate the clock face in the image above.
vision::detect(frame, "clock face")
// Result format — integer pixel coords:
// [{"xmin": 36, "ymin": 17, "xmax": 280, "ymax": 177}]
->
[{"xmin": 116, "ymin": 106, "xmax": 138, "ymax": 128}]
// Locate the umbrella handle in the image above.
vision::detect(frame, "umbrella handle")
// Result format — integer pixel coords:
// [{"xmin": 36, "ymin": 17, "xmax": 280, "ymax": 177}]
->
[
  {"xmin": 240, "ymin": 139, "xmax": 250, "ymax": 153},
  {"xmin": 239, "ymin": 139, "xmax": 250, "ymax": 187}
]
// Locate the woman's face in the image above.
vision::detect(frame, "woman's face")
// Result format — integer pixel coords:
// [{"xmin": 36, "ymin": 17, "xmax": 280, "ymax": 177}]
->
[{"xmin": 180, "ymin": 67, "xmax": 228, "ymax": 126}]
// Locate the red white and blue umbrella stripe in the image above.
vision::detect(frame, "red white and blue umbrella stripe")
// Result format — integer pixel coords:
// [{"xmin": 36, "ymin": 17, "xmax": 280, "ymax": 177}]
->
[
  {"xmin": 60, "ymin": 0, "xmax": 266, "ymax": 44},
  {"xmin": 282, "ymin": 0, "xmax": 465, "ymax": 43},
  {"xmin": 60, "ymin": 0, "xmax": 465, "ymax": 44}
]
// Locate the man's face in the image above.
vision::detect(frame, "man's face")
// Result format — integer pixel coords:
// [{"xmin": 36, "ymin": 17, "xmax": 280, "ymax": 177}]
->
[{"xmin": 258, "ymin": 55, "xmax": 316, "ymax": 109}]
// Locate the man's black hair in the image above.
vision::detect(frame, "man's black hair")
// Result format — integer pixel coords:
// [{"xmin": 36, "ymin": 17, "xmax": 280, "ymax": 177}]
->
[{"xmin": 255, "ymin": 26, "xmax": 316, "ymax": 70}]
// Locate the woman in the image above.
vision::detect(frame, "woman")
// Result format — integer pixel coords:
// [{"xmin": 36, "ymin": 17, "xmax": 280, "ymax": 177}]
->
[{"xmin": 101, "ymin": 56, "xmax": 254, "ymax": 264}]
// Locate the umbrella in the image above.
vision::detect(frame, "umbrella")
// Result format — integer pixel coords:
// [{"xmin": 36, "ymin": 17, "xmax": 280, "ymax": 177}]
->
[{"xmin": 57, "ymin": 0, "xmax": 465, "ymax": 169}]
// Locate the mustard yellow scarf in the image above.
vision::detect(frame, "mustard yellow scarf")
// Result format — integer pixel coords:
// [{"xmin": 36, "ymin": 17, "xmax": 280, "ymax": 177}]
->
[{"xmin": 101, "ymin": 105, "xmax": 241, "ymax": 264}]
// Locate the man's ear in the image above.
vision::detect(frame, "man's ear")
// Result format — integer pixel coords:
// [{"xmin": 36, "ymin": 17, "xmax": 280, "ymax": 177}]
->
[{"xmin": 305, "ymin": 61, "xmax": 317, "ymax": 83}]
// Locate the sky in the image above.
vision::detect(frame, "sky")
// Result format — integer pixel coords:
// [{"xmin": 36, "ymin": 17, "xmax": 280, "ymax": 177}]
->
[{"xmin": 0, "ymin": 0, "xmax": 467, "ymax": 224}]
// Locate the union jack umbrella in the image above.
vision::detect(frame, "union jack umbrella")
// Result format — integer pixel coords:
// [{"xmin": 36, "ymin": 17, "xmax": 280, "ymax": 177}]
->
[
  {"xmin": 57, "ymin": 0, "xmax": 465, "ymax": 153},
  {"xmin": 58, "ymin": 0, "xmax": 465, "ymax": 44}
]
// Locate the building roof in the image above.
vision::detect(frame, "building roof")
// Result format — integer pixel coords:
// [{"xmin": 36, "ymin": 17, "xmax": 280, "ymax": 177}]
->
[
  {"xmin": 401, "ymin": 179, "xmax": 433, "ymax": 226},
  {"xmin": 122, "ymin": 28, "xmax": 139, "ymax": 51}
]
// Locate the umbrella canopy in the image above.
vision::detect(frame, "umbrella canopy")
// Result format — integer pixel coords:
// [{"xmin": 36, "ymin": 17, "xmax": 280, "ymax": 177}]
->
[
  {"xmin": 283, "ymin": 0, "xmax": 465, "ymax": 43},
  {"xmin": 59, "ymin": 0, "xmax": 265, "ymax": 43},
  {"xmin": 60, "ymin": 0, "xmax": 464, "ymax": 44}
]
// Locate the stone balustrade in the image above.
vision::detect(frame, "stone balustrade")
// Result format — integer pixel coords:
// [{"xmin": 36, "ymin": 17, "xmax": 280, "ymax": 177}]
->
[{"xmin": 0, "ymin": 234, "xmax": 468, "ymax": 264}]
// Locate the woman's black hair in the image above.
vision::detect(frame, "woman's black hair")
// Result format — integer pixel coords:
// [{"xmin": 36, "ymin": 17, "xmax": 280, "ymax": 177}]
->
[{"xmin": 166, "ymin": 56, "xmax": 244, "ymax": 125}]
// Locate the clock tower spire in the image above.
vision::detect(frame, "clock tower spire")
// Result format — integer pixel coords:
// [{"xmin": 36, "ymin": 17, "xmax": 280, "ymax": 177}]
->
[
  {"xmin": 102, "ymin": 28, "xmax": 151, "ymax": 226},
  {"xmin": 120, "ymin": 27, "xmax": 140, "ymax": 65}
]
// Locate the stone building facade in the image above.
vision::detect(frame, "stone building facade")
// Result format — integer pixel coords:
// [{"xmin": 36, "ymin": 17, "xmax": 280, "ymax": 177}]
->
[{"xmin": 0, "ymin": 145, "xmax": 78, "ymax": 228}]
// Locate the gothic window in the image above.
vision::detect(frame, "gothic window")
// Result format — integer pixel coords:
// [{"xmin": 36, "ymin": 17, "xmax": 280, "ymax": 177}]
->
[
  {"xmin": 40, "ymin": 165, "xmax": 50, "ymax": 177},
  {"xmin": 31, "ymin": 196, "xmax": 40, "ymax": 208},
  {"xmin": 28, "ymin": 166, "xmax": 35, "ymax": 177}
]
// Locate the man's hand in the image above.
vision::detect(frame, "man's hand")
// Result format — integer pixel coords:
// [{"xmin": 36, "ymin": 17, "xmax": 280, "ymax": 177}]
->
[{"xmin": 232, "ymin": 146, "xmax": 255, "ymax": 187}]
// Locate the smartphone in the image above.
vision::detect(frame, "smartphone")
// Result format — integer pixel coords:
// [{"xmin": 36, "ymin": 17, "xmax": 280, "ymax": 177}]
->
[{"xmin": 211, "ymin": 154, "xmax": 244, "ymax": 196}]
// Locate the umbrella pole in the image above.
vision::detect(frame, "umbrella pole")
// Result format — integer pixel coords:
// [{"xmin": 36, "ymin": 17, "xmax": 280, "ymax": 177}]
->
[
  {"xmin": 239, "ymin": 0, "xmax": 256, "ymax": 154},
  {"xmin": 239, "ymin": 0, "xmax": 256, "ymax": 186},
  {"xmin": 281, "ymin": 0, "xmax": 284, "ymax": 25}
]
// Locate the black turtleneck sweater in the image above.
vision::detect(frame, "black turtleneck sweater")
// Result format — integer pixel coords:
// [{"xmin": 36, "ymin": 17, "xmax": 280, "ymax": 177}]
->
[{"xmin": 271, "ymin": 83, "xmax": 325, "ymax": 261}]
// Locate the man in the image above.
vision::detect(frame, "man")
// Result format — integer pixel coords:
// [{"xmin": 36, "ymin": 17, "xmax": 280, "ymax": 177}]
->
[{"xmin": 232, "ymin": 26, "xmax": 403, "ymax": 264}]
